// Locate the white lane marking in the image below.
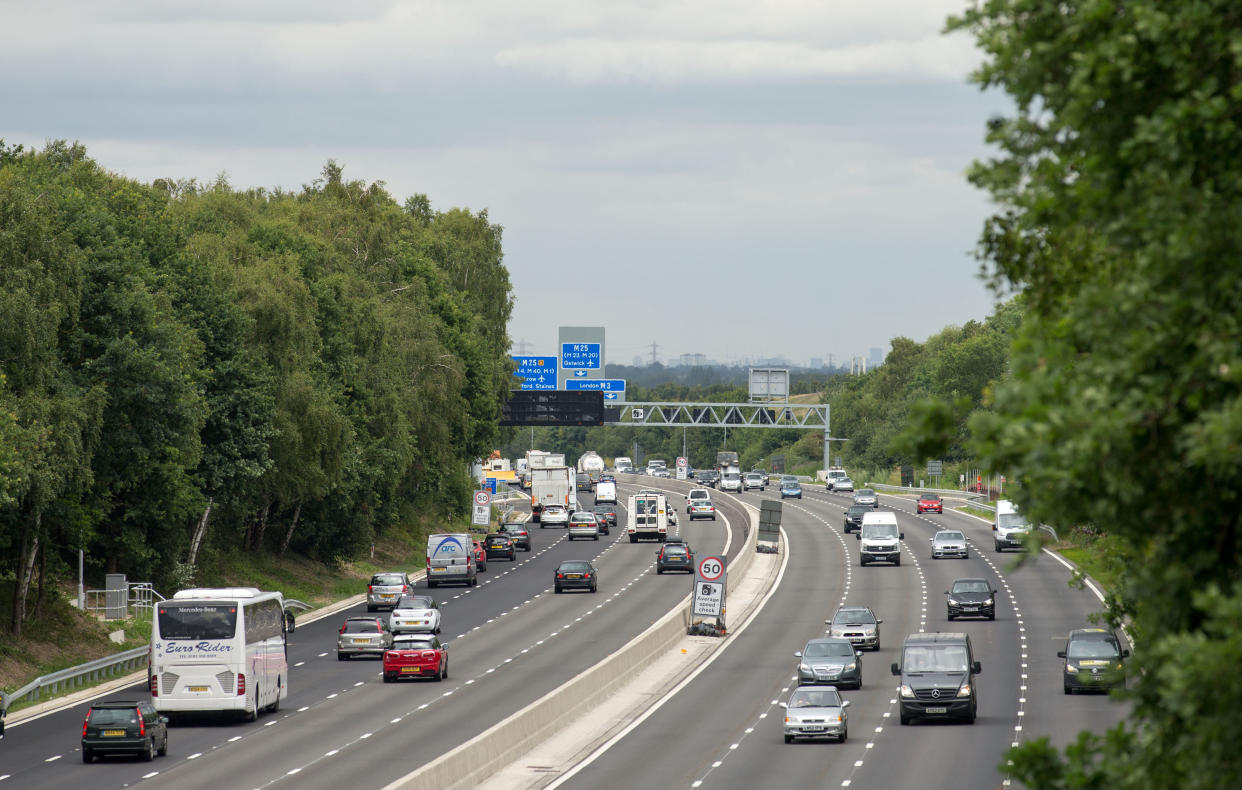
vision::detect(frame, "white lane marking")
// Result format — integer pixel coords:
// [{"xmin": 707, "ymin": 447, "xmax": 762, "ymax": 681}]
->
[
  {"xmin": 44, "ymin": 756, "xmax": 61, "ymax": 763},
  {"xmin": 187, "ymin": 752, "xmax": 202, "ymax": 760},
  {"xmin": 143, "ymin": 771, "xmax": 159, "ymax": 779}
]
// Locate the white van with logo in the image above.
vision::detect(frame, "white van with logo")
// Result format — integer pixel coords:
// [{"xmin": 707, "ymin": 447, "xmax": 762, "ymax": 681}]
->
[{"xmin": 858, "ymin": 512, "xmax": 903, "ymax": 566}]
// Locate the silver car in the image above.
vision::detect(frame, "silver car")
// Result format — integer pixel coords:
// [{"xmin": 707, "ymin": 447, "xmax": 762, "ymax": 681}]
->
[
  {"xmin": 743, "ymin": 472, "xmax": 765, "ymax": 491},
  {"xmin": 834, "ymin": 478, "xmax": 855, "ymax": 493},
  {"xmin": 796, "ymin": 637, "xmax": 863, "ymax": 689},
  {"xmin": 337, "ymin": 616, "xmax": 393, "ymax": 660},
  {"xmin": 567, "ymin": 511, "xmax": 600, "ymax": 541},
  {"xmin": 781, "ymin": 685, "xmax": 851, "ymax": 743},
  {"xmin": 931, "ymin": 529, "xmax": 969, "ymax": 559},
  {"xmin": 366, "ymin": 571, "xmax": 411, "ymax": 612},
  {"xmin": 826, "ymin": 606, "xmax": 882, "ymax": 651},
  {"xmin": 853, "ymin": 488, "xmax": 877, "ymax": 507}
]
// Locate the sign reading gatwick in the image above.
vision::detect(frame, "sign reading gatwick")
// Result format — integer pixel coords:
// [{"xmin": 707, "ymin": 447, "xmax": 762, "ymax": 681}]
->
[{"xmin": 560, "ymin": 343, "xmax": 601, "ymax": 369}]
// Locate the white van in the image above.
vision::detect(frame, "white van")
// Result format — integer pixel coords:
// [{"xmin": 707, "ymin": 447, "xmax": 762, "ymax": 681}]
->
[
  {"xmin": 994, "ymin": 500, "xmax": 1031, "ymax": 552},
  {"xmin": 858, "ymin": 512, "xmax": 903, "ymax": 566},
  {"xmin": 595, "ymin": 480, "xmax": 618, "ymax": 505}
]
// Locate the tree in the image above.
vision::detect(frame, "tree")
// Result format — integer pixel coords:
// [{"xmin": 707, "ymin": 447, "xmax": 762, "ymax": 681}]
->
[{"xmin": 945, "ymin": 2, "xmax": 1242, "ymax": 787}]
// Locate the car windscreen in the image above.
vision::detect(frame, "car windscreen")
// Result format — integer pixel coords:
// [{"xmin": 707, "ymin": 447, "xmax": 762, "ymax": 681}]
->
[
  {"xmin": 952, "ymin": 580, "xmax": 990, "ymax": 594},
  {"xmin": 393, "ymin": 637, "xmax": 435, "ymax": 649},
  {"xmin": 663, "ymin": 547, "xmax": 687, "ymax": 556},
  {"xmin": 937, "ymin": 532, "xmax": 965, "ymax": 541},
  {"xmin": 158, "ymin": 602, "xmax": 238, "ymax": 640},
  {"xmin": 902, "ymin": 645, "xmax": 969, "ymax": 672},
  {"xmin": 863, "ymin": 524, "xmax": 899, "ymax": 539},
  {"xmin": 559, "ymin": 562, "xmax": 591, "ymax": 572},
  {"xmin": 343, "ymin": 620, "xmax": 382, "ymax": 633},
  {"xmin": 833, "ymin": 610, "xmax": 876, "ymax": 625},
  {"xmin": 859, "ymin": 489, "xmax": 875, "ymax": 496},
  {"xmin": 847, "ymin": 507, "xmax": 869, "ymax": 515},
  {"xmin": 998, "ymin": 513, "xmax": 1029, "ymax": 530},
  {"xmin": 89, "ymin": 708, "xmax": 140, "ymax": 726},
  {"xmin": 396, "ymin": 596, "xmax": 434, "ymax": 610},
  {"xmin": 788, "ymin": 689, "xmax": 841, "ymax": 708},
  {"xmin": 371, "ymin": 573, "xmax": 405, "ymax": 586},
  {"xmin": 1067, "ymin": 638, "xmax": 1121, "ymax": 659},
  {"xmin": 804, "ymin": 641, "xmax": 854, "ymax": 658}
]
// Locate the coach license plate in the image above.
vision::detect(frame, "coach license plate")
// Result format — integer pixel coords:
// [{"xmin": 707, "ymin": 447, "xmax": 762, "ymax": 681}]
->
[
  {"xmin": 103, "ymin": 729, "xmax": 126, "ymax": 736},
  {"xmin": 188, "ymin": 685, "xmax": 210, "ymax": 692},
  {"xmin": 925, "ymin": 706, "xmax": 947, "ymax": 714}
]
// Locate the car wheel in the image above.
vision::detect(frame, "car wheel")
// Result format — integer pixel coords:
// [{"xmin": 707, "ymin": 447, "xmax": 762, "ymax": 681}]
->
[
  {"xmin": 988, "ymin": 612, "xmax": 996, "ymax": 621},
  {"xmin": 383, "ymin": 673, "xmax": 392, "ymax": 683},
  {"xmin": 784, "ymin": 735, "xmax": 794, "ymax": 744},
  {"xmin": 142, "ymin": 737, "xmax": 156, "ymax": 761},
  {"xmin": 965, "ymin": 706, "xmax": 976, "ymax": 724},
  {"xmin": 82, "ymin": 749, "xmax": 93, "ymax": 763},
  {"xmin": 442, "ymin": 661, "xmax": 448, "ymax": 680},
  {"xmin": 590, "ymin": 583, "xmax": 597, "ymax": 593},
  {"xmin": 555, "ymin": 585, "xmax": 562, "ymax": 594},
  {"xmin": 470, "ymin": 575, "xmax": 479, "ymax": 587},
  {"xmin": 366, "ymin": 605, "xmax": 375, "ymax": 612},
  {"xmin": 435, "ymin": 665, "xmax": 443, "ymax": 682},
  {"xmin": 840, "ymin": 725, "xmax": 847, "ymax": 743},
  {"xmin": 995, "ymin": 543, "xmax": 1003, "ymax": 553},
  {"xmin": 900, "ymin": 712, "xmax": 911, "ymax": 725},
  {"xmin": 337, "ymin": 652, "xmax": 346, "ymax": 660},
  {"xmin": 964, "ymin": 551, "xmax": 969, "ymax": 559},
  {"xmin": 860, "ymin": 558, "xmax": 868, "ymax": 566},
  {"xmin": 593, "ymin": 535, "xmax": 599, "ymax": 541},
  {"xmin": 158, "ymin": 733, "xmax": 169, "ymax": 756},
  {"xmin": 657, "ymin": 568, "xmax": 663, "ymax": 575},
  {"xmin": 947, "ymin": 612, "xmax": 955, "ymax": 621},
  {"xmin": 428, "ymin": 580, "xmax": 437, "ymax": 589},
  {"xmin": 894, "ymin": 556, "xmax": 901, "ymax": 566},
  {"xmin": 629, "ymin": 536, "xmax": 637, "ymax": 543}
]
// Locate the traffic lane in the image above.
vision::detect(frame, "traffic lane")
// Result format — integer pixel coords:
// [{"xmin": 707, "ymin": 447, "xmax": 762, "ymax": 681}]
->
[
  {"xmin": 622, "ymin": 478, "xmax": 752, "ymax": 567},
  {"xmin": 0, "ymin": 495, "xmax": 644, "ymax": 788},
  {"xmin": 845, "ymin": 503, "xmax": 1024, "ymax": 790},
  {"xmin": 881, "ymin": 500, "xmax": 1132, "ymax": 751},
  {"xmin": 689, "ymin": 493, "xmax": 931, "ymax": 790},
  {"xmin": 134, "ymin": 497, "xmax": 740, "ymax": 790},
  {"xmin": 561, "ymin": 491, "xmax": 907, "ymax": 789}
]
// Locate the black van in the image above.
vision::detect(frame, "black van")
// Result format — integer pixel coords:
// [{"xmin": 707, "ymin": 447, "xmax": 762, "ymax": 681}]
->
[{"xmin": 891, "ymin": 632, "xmax": 981, "ymax": 724}]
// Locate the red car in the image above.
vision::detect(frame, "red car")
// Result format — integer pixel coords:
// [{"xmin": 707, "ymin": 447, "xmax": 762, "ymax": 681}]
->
[
  {"xmin": 471, "ymin": 540, "xmax": 488, "ymax": 571},
  {"xmin": 917, "ymin": 494, "xmax": 944, "ymax": 514},
  {"xmin": 382, "ymin": 633, "xmax": 448, "ymax": 682}
]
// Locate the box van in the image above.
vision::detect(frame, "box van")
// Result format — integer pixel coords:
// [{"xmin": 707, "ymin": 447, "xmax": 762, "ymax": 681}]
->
[
  {"xmin": 858, "ymin": 512, "xmax": 903, "ymax": 566},
  {"xmin": 595, "ymin": 480, "xmax": 617, "ymax": 505},
  {"xmin": 891, "ymin": 632, "xmax": 981, "ymax": 724}
]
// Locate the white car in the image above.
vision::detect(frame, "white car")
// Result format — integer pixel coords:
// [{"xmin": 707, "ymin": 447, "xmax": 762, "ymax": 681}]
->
[
  {"xmin": 389, "ymin": 594, "xmax": 441, "ymax": 634},
  {"xmin": 743, "ymin": 472, "xmax": 766, "ymax": 491},
  {"xmin": 719, "ymin": 473, "xmax": 742, "ymax": 492},
  {"xmin": 540, "ymin": 504, "xmax": 569, "ymax": 527}
]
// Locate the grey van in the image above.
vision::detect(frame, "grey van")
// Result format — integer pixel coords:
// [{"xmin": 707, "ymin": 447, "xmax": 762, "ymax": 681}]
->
[{"xmin": 891, "ymin": 632, "xmax": 981, "ymax": 724}]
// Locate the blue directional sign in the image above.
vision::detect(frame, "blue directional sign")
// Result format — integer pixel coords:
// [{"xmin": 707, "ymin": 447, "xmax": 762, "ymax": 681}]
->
[
  {"xmin": 511, "ymin": 355, "xmax": 558, "ymax": 390},
  {"xmin": 564, "ymin": 379, "xmax": 625, "ymax": 392},
  {"xmin": 561, "ymin": 342, "xmax": 601, "ymax": 370}
]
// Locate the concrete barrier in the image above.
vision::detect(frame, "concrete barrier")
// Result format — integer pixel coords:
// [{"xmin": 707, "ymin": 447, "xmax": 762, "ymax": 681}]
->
[{"xmin": 387, "ymin": 499, "xmax": 762, "ymax": 790}]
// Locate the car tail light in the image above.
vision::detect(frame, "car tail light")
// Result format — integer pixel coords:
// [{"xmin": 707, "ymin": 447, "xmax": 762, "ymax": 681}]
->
[
  {"xmin": 368, "ymin": 584, "xmax": 374, "ymax": 593},
  {"xmin": 401, "ymin": 585, "xmax": 408, "ymax": 593},
  {"xmin": 137, "ymin": 707, "xmax": 146, "ymax": 736},
  {"xmin": 340, "ymin": 622, "xmax": 348, "ymax": 634},
  {"xmin": 150, "ymin": 673, "xmax": 159, "ymax": 696},
  {"xmin": 83, "ymin": 709, "xmax": 92, "ymax": 736},
  {"xmin": 557, "ymin": 572, "xmax": 563, "ymax": 578},
  {"xmin": 584, "ymin": 573, "xmax": 592, "ymax": 578},
  {"xmin": 237, "ymin": 673, "xmax": 246, "ymax": 696}
]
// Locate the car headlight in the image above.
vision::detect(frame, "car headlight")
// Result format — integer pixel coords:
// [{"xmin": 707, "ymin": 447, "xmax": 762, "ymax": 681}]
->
[
  {"xmin": 1065, "ymin": 664, "xmax": 1079, "ymax": 673},
  {"xmin": 947, "ymin": 598, "xmax": 960, "ymax": 606},
  {"xmin": 799, "ymin": 663, "xmax": 811, "ymax": 672},
  {"xmin": 844, "ymin": 663, "xmax": 856, "ymax": 672},
  {"xmin": 957, "ymin": 684, "xmax": 972, "ymax": 697},
  {"xmin": 900, "ymin": 684, "xmax": 915, "ymax": 698}
]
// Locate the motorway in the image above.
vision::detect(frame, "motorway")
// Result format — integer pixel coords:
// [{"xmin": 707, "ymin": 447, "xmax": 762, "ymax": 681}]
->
[
  {"xmin": 0, "ymin": 479, "xmax": 1130, "ymax": 790},
  {"xmin": 558, "ymin": 483, "xmax": 1131, "ymax": 790},
  {"xmin": 0, "ymin": 481, "xmax": 747, "ymax": 790}
]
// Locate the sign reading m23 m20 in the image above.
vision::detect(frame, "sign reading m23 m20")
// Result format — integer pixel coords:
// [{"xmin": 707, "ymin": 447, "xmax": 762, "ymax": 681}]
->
[{"xmin": 560, "ymin": 343, "xmax": 601, "ymax": 369}]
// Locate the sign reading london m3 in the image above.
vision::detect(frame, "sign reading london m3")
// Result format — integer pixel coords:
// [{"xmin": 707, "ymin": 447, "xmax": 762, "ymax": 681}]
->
[
  {"xmin": 564, "ymin": 379, "xmax": 625, "ymax": 392},
  {"xmin": 560, "ymin": 343, "xmax": 601, "ymax": 369},
  {"xmin": 511, "ymin": 356, "xmax": 558, "ymax": 390}
]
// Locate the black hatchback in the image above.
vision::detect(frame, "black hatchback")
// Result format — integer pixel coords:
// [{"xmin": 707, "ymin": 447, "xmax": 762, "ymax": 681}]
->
[
  {"xmin": 656, "ymin": 542, "xmax": 694, "ymax": 574},
  {"xmin": 82, "ymin": 700, "xmax": 168, "ymax": 763},
  {"xmin": 484, "ymin": 533, "xmax": 516, "ymax": 560},
  {"xmin": 946, "ymin": 578, "xmax": 997, "ymax": 621},
  {"xmin": 843, "ymin": 505, "xmax": 869, "ymax": 533}
]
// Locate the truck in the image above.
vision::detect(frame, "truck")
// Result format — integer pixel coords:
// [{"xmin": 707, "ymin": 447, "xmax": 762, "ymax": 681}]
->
[
  {"xmin": 627, "ymin": 492, "xmax": 671, "ymax": 543},
  {"xmin": 531, "ymin": 465, "xmax": 575, "ymax": 522},
  {"xmin": 426, "ymin": 533, "xmax": 478, "ymax": 588},
  {"xmin": 993, "ymin": 500, "xmax": 1031, "ymax": 552},
  {"xmin": 577, "ymin": 451, "xmax": 606, "ymax": 480},
  {"xmin": 825, "ymin": 467, "xmax": 848, "ymax": 490},
  {"xmin": 715, "ymin": 451, "xmax": 739, "ymax": 473}
]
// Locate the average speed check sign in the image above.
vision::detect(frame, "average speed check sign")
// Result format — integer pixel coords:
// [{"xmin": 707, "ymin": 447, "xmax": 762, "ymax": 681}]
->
[
  {"xmin": 472, "ymin": 490, "xmax": 491, "ymax": 526},
  {"xmin": 693, "ymin": 582, "xmax": 724, "ymax": 617}
]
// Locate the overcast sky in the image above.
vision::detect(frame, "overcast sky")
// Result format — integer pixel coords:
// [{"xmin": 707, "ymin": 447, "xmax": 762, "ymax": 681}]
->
[{"xmin": 2, "ymin": 0, "xmax": 1006, "ymax": 368}]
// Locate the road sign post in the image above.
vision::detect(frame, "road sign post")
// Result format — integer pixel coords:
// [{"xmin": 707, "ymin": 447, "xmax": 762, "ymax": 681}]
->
[
  {"xmin": 690, "ymin": 555, "xmax": 727, "ymax": 635},
  {"xmin": 471, "ymin": 490, "xmax": 492, "ymax": 527}
]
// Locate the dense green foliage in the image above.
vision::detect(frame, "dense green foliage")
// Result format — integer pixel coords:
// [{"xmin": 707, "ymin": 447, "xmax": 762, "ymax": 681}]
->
[
  {"xmin": 941, "ymin": 2, "xmax": 1242, "ymax": 787},
  {"xmin": 0, "ymin": 142, "xmax": 513, "ymax": 636}
]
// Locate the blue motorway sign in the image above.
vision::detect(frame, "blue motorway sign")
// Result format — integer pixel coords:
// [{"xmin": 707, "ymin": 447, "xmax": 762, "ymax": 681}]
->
[
  {"xmin": 561, "ymin": 342, "xmax": 601, "ymax": 369},
  {"xmin": 511, "ymin": 355, "xmax": 558, "ymax": 390},
  {"xmin": 564, "ymin": 379, "xmax": 625, "ymax": 392}
]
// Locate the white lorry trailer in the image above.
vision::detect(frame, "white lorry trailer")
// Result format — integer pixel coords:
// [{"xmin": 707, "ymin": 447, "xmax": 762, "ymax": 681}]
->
[{"xmin": 531, "ymin": 466, "xmax": 575, "ymax": 522}]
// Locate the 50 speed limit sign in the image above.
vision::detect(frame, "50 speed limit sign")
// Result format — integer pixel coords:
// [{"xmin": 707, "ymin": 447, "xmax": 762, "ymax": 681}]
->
[{"xmin": 696, "ymin": 556, "xmax": 726, "ymax": 583}]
